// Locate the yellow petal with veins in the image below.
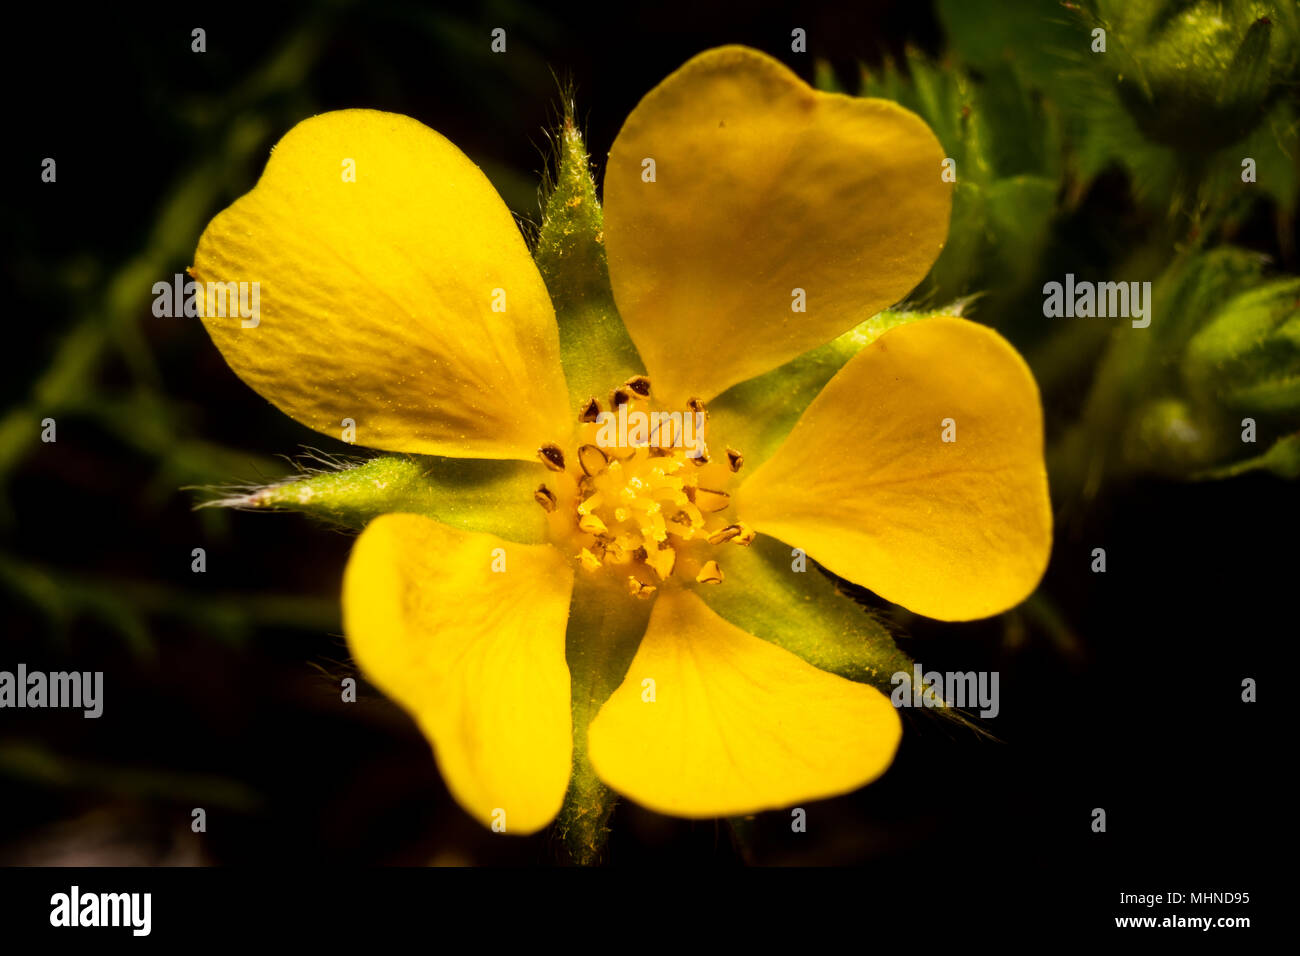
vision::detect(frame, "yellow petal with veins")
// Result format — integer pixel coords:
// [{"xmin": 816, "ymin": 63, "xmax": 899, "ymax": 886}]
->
[
  {"xmin": 603, "ymin": 46, "xmax": 951, "ymax": 406},
  {"xmin": 343, "ymin": 513, "xmax": 573, "ymax": 833},
  {"xmin": 193, "ymin": 109, "xmax": 570, "ymax": 460},
  {"xmin": 737, "ymin": 317, "xmax": 1051, "ymax": 621},
  {"xmin": 587, "ymin": 588, "xmax": 901, "ymax": 817}
]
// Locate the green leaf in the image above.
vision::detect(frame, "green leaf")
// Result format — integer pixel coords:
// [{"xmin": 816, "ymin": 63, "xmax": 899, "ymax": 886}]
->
[
  {"xmin": 1194, "ymin": 430, "xmax": 1300, "ymax": 479},
  {"xmin": 984, "ymin": 176, "xmax": 1059, "ymax": 281},
  {"xmin": 0, "ymin": 742, "xmax": 261, "ymax": 811},
  {"xmin": 926, "ymin": 181, "xmax": 986, "ymax": 301},
  {"xmin": 198, "ymin": 454, "xmax": 548, "ymax": 543},
  {"xmin": 1221, "ymin": 15, "xmax": 1276, "ymax": 111},
  {"xmin": 1152, "ymin": 247, "xmax": 1271, "ymax": 351},
  {"xmin": 936, "ymin": 0, "xmax": 1084, "ymax": 91},
  {"xmin": 556, "ymin": 574, "xmax": 649, "ymax": 864},
  {"xmin": 1202, "ymin": 100, "xmax": 1300, "ymax": 212},
  {"xmin": 974, "ymin": 62, "xmax": 1064, "ymax": 180},
  {"xmin": 1049, "ymin": 248, "xmax": 1279, "ymax": 494},
  {"xmin": 858, "ymin": 49, "xmax": 987, "ymax": 182},
  {"xmin": 0, "ymin": 550, "xmax": 339, "ymax": 654},
  {"xmin": 1088, "ymin": 247, "xmax": 1268, "ymax": 418},
  {"xmin": 854, "ymin": 49, "xmax": 1061, "ymax": 306},
  {"xmin": 535, "ymin": 109, "xmax": 644, "ymax": 412}
]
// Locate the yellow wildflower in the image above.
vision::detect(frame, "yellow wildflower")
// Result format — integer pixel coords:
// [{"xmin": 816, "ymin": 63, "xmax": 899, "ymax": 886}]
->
[{"xmin": 191, "ymin": 47, "xmax": 1051, "ymax": 836}]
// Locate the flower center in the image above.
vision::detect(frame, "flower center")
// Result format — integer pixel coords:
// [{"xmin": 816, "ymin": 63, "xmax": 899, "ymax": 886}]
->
[{"xmin": 534, "ymin": 377, "xmax": 752, "ymax": 598}]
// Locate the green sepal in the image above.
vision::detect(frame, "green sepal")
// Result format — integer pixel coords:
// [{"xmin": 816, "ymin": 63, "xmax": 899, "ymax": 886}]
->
[
  {"xmin": 1151, "ymin": 247, "xmax": 1271, "ymax": 351},
  {"xmin": 694, "ymin": 535, "xmax": 928, "ymax": 701},
  {"xmin": 535, "ymin": 109, "xmax": 644, "ymax": 412},
  {"xmin": 709, "ymin": 309, "xmax": 960, "ymax": 473},
  {"xmin": 1183, "ymin": 278, "xmax": 1300, "ymax": 414},
  {"xmin": 936, "ymin": 0, "xmax": 1083, "ymax": 91},
  {"xmin": 555, "ymin": 574, "xmax": 650, "ymax": 864},
  {"xmin": 199, "ymin": 453, "xmax": 548, "ymax": 543}
]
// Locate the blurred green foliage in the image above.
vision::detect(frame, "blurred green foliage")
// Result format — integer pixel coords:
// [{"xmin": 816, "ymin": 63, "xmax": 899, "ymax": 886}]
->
[{"xmin": 811, "ymin": 0, "xmax": 1300, "ymax": 509}]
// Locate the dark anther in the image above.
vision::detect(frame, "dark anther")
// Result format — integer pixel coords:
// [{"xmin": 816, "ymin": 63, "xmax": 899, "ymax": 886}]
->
[{"xmin": 538, "ymin": 444, "xmax": 566, "ymax": 471}]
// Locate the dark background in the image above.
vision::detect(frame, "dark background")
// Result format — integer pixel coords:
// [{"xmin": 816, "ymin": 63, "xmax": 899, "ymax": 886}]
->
[{"xmin": 0, "ymin": 0, "xmax": 1281, "ymax": 921}]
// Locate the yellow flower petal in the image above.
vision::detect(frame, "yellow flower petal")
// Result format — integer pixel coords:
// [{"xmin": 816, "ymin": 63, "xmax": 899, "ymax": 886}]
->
[
  {"xmin": 193, "ymin": 109, "xmax": 570, "ymax": 460},
  {"xmin": 736, "ymin": 317, "xmax": 1051, "ymax": 621},
  {"xmin": 342, "ymin": 513, "xmax": 573, "ymax": 833},
  {"xmin": 603, "ymin": 46, "xmax": 951, "ymax": 406},
  {"xmin": 587, "ymin": 588, "xmax": 901, "ymax": 817}
]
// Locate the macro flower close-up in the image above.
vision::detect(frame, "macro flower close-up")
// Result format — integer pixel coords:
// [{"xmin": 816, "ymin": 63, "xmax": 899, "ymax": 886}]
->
[
  {"xmin": 190, "ymin": 45, "xmax": 1051, "ymax": 848},
  {"xmin": 5, "ymin": 0, "xmax": 1293, "ymax": 930}
]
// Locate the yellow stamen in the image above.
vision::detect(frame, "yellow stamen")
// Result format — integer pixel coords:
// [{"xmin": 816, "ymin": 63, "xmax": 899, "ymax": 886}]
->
[
  {"xmin": 578, "ymin": 512, "xmax": 609, "ymax": 535},
  {"xmin": 624, "ymin": 375, "xmax": 652, "ymax": 398},
  {"xmin": 578, "ymin": 443, "xmax": 610, "ymax": 476},
  {"xmin": 534, "ymin": 484, "xmax": 557, "ymax": 512},
  {"xmin": 730, "ymin": 521, "xmax": 756, "ymax": 545},
  {"xmin": 544, "ymin": 385, "xmax": 749, "ymax": 597},
  {"xmin": 695, "ymin": 560, "xmax": 724, "ymax": 584},
  {"xmin": 538, "ymin": 443, "xmax": 566, "ymax": 472},
  {"xmin": 706, "ymin": 525, "xmax": 741, "ymax": 545},
  {"xmin": 644, "ymin": 543, "xmax": 676, "ymax": 580},
  {"xmin": 627, "ymin": 576, "xmax": 656, "ymax": 599},
  {"xmin": 693, "ymin": 488, "xmax": 731, "ymax": 512}
]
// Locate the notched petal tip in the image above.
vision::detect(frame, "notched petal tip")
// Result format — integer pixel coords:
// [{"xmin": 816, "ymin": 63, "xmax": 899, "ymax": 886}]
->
[
  {"xmin": 193, "ymin": 108, "xmax": 570, "ymax": 461},
  {"xmin": 603, "ymin": 47, "xmax": 952, "ymax": 404},
  {"xmin": 737, "ymin": 317, "xmax": 1051, "ymax": 621}
]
